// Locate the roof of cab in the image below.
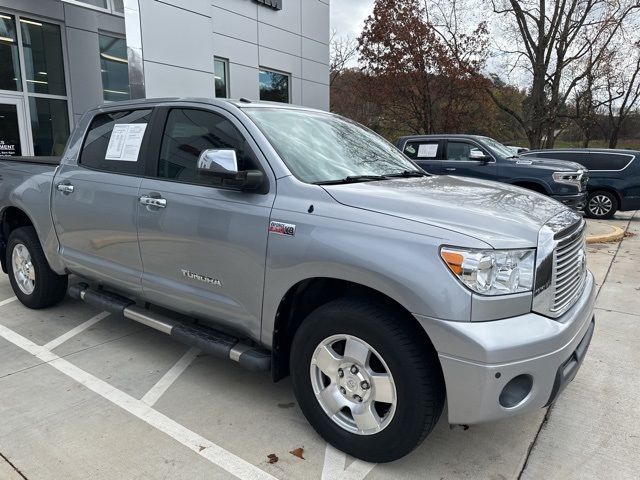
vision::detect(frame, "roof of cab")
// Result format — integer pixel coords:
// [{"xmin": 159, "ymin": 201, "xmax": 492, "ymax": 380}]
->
[{"xmin": 90, "ymin": 97, "xmax": 326, "ymax": 114}]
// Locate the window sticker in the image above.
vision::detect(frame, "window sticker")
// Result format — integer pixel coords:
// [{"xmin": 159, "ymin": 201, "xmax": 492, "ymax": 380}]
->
[
  {"xmin": 105, "ymin": 123, "xmax": 147, "ymax": 162},
  {"xmin": 417, "ymin": 143, "xmax": 438, "ymax": 158}
]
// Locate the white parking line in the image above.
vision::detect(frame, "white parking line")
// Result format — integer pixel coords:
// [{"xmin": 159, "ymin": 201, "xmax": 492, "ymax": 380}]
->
[
  {"xmin": 0, "ymin": 297, "xmax": 17, "ymax": 308},
  {"xmin": 321, "ymin": 445, "xmax": 376, "ymax": 480},
  {"xmin": 43, "ymin": 311, "xmax": 111, "ymax": 351},
  {"xmin": 142, "ymin": 347, "xmax": 200, "ymax": 406},
  {"xmin": 0, "ymin": 323, "xmax": 277, "ymax": 480}
]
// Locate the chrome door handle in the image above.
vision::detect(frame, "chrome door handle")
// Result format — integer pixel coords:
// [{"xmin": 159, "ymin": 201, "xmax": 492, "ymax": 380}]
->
[
  {"xmin": 444, "ymin": 168, "xmax": 457, "ymax": 172},
  {"xmin": 139, "ymin": 195, "xmax": 167, "ymax": 209},
  {"xmin": 56, "ymin": 183, "xmax": 74, "ymax": 193}
]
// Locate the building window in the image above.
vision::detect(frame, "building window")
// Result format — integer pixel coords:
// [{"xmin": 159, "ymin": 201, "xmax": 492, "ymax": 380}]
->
[
  {"xmin": 0, "ymin": 11, "xmax": 71, "ymax": 156},
  {"xmin": 28, "ymin": 97, "xmax": 70, "ymax": 156},
  {"xmin": 214, "ymin": 58, "xmax": 229, "ymax": 98},
  {"xmin": 259, "ymin": 69, "xmax": 290, "ymax": 103},
  {"xmin": 0, "ymin": 14, "xmax": 21, "ymax": 91},
  {"xmin": 61, "ymin": 1, "xmax": 124, "ymax": 16},
  {"xmin": 20, "ymin": 18, "xmax": 66, "ymax": 96},
  {"xmin": 99, "ymin": 34, "xmax": 130, "ymax": 101}
]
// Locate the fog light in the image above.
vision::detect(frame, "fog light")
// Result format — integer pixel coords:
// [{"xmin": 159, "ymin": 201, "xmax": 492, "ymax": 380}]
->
[{"xmin": 499, "ymin": 374, "xmax": 533, "ymax": 408}]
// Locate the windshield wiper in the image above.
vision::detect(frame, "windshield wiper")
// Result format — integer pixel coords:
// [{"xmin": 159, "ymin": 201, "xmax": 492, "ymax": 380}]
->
[
  {"xmin": 314, "ymin": 175, "xmax": 389, "ymax": 185},
  {"xmin": 385, "ymin": 170, "xmax": 428, "ymax": 178}
]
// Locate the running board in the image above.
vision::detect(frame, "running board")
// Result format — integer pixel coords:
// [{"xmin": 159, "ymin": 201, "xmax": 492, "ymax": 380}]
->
[{"xmin": 68, "ymin": 283, "xmax": 270, "ymax": 372}]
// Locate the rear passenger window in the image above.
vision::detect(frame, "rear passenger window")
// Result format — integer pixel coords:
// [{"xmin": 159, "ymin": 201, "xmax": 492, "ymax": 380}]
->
[
  {"xmin": 403, "ymin": 141, "xmax": 439, "ymax": 159},
  {"xmin": 585, "ymin": 154, "xmax": 633, "ymax": 171},
  {"xmin": 79, "ymin": 109, "xmax": 152, "ymax": 174},
  {"xmin": 158, "ymin": 108, "xmax": 257, "ymax": 186}
]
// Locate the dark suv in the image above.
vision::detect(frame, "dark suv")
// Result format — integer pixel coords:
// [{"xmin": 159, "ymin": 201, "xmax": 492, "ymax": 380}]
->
[
  {"xmin": 521, "ymin": 149, "xmax": 640, "ymax": 219},
  {"xmin": 395, "ymin": 135, "xmax": 588, "ymax": 209}
]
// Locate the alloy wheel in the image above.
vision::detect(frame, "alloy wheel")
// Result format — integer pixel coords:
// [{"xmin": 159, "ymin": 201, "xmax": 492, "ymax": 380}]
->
[
  {"xmin": 12, "ymin": 243, "xmax": 36, "ymax": 295},
  {"xmin": 588, "ymin": 194, "xmax": 613, "ymax": 217}
]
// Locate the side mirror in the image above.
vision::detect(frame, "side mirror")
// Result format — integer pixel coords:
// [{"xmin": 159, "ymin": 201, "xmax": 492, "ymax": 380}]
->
[
  {"xmin": 469, "ymin": 149, "xmax": 491, "ymax": 163},
  {"xmin": 197, "ymin": 149, "xmax": 263, "ymax": 191}
]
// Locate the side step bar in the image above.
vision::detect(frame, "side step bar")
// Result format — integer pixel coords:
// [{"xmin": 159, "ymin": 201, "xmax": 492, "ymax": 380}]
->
[{"xmin": 68, "ymin": 283, "xmax": 270, "ymax": 372}]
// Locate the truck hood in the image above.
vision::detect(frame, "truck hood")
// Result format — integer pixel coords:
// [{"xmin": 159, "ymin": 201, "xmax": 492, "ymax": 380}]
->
[
  {"xmin": 322, "ymin": 176, "xmax": 568, "ymax": 249},
  {"xmin": 510, "ymin": 156, "xmax": 586, "ymax": 172}
]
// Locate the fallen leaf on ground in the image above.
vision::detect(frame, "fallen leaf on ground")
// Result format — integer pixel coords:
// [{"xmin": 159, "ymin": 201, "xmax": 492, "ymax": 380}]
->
[
  {"xmin": 267, "ymin": 454, "xmax": 279, "ymax": 464},
  {"xmin": 289, "ymin": 447, "xmax": 305, "ymax": 460}
]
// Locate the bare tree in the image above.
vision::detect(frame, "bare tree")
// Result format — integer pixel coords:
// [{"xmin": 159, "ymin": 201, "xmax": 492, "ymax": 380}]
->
[
  {"xmin": 488, "ymin": 0, "xmax": 640, "ymax": 149},
  {"xmin": 330, "ymin": 30, "xmax": 358, "ymax": 87}
]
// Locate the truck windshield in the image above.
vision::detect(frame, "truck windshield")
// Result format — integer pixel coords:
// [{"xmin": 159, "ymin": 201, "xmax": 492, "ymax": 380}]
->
[
  {"xmin": 480, "ymin": 136, "xmax": 518, "ymax": 158},
  {"xmin": 244, "ymin": 108, "xmax": 422, "ymax": 184}
]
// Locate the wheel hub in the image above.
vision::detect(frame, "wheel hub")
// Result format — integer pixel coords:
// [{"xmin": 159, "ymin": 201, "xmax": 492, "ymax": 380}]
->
[
  {"xmin": 589, "ymin": 195, "xmax": 612, "ymax": 216},
  {"xmin": 310, "ymin": 334, "xmax": 397, "ymax": 435},
  {"xmin": 11, "ymin": 244, "xmax": 36, "ymax": 295},
  {"xmin": 338, "ymin": 363, "xmax": 371, "ymax": 402}
]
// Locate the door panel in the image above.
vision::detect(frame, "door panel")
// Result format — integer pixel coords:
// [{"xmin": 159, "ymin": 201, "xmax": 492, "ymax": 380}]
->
[
  {"xmin": 51, "ymin": 109, "xmax": 152, "ymax": 294},
  {"xmin": 137, "ymin": 106, "xmax": 275, "ymax": 339},
  {"xmin": 138, "ymin": 180, "xmax": 272, "ymax": 337}
]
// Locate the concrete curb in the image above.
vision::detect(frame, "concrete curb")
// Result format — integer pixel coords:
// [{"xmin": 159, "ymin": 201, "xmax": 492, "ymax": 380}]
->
[{"xmin": 586, "ymin": 225, "xmax": 626, "ymax": 244}]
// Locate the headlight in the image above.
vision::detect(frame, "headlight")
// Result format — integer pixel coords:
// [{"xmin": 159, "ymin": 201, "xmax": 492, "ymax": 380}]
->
[
  {"xmin": 553, "ymin": 170, "xmax": 584, "ymax": 189},
  {"xmin": 440, "ymin": 247, "xmax": 535, "ymax": 295}
]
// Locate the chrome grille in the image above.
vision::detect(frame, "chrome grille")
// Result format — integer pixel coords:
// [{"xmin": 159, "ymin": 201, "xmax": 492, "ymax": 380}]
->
[
  {"xmin": 551, "ymin": 224, "xmax": 587, "ymax": 314},
  {"xmin": 532, "ymin": 210, "xmax": 587, "ymax": 319}
]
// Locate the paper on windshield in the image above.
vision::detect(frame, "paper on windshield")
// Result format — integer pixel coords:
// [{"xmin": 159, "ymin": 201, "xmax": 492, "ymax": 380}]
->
[
  {"xmin": 105, "ymin": 123, "xmax": 147, "ymax": 162},
  {"xmin": 417, "ymin": 143, "xmax": 438, "ymax": 158}
]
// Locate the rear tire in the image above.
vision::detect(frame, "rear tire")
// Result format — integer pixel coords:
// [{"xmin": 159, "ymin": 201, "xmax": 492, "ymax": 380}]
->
[
  {"xmin": 6, "ymin": 227, "xmax": 68, "ymax": 309},
  {"xmin": 290, "ymin": 298, "xmax": 445, "ymax": 463},
  {"xmin": 585, "ymin": 191, "xmax": 618, "ymax": 219}
]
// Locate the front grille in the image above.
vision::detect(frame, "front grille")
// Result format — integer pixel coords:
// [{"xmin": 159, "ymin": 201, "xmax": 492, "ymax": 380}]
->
[
  {"xmin": 551, "ymin": 224, "xmax": 587, "ymax": 314},
  {"xmin": 580, "ymin": 174, "xmax": 589, "ymax": 191}
]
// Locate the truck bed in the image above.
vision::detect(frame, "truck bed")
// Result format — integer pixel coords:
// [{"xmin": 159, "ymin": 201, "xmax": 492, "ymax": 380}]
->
[{"xmin": 0, "ymin": 156, "xmax": 61, "ymax": 166}]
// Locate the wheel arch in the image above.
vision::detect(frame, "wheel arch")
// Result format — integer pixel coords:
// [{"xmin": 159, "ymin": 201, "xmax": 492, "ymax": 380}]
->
[
  {"xmin": 0, "ymin": 206, "xmax": 36, "ymax": 273},
  {"xmin": 586, "ymin": 186, "xmax": 622, "ymax": 204},
  {"xmin": 270, "ymin": 277, "xmax": 443, "ymax": 383}
]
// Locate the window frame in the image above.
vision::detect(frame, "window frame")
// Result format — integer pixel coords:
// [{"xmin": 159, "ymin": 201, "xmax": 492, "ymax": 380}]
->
[
  {"xmin": 258, "ymin": 67, "xmax": 291, "ymax": 104},
  {"xmin": 61, "ymin": 0, "xmax": 124, "ymax": 17},
  {"xmin": 77, "ymin": 107, "xmax": 156, "ymax": 177},
  {"xmin": 214, "ymin": 57, "xmax": 229, "ymax": 99},
  {"xmin": 151, "ymin": 106, "xmax": 269, "ymax": 192},
  {"xmin": 0, "ymin": 9, "xmax": 74, "ymax": 156}
]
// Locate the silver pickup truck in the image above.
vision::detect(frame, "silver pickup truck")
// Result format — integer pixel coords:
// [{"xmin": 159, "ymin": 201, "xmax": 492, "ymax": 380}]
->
[{"xmin": 0, "ymin": 98, "xmax": 595, "ymax": 462}]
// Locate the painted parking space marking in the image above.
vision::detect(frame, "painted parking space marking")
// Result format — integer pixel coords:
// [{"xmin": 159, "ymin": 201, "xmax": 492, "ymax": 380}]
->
[
  {"xmin": 0, "ymin": 322, "xmax": 277, "ymax": 480},
  {"xmin": 0, "ymin": 297, "xmax": 17, "ymax": 308},
  {"xmin": 321, "ymin": 445, "xmax": 376, "ymax": 480},
  {"xmin": 43, "ymin": 311, "xmax": 111, "ymax": 351},
  {"xmin": 141, "ymin": 347, "xmax": 200, "ymax": 407}
]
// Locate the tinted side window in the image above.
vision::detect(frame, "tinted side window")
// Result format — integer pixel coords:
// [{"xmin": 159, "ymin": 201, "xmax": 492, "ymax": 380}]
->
[
  {"xmin": 403, "ymin": 141, "xmax": 439, "ymax": 159},
  {"xmin": 446, "ymin": 141, "xmax": 486, "ymax": 161},
  {"xmin": 158, "ymin": 109, "xmax": 257, "ymax": 186},
  {"xmin": 587, "ymin": 154, "xmax": 634, "ymax": 171},
  {"xmin": 80, "ymin": 109, "xmax": 152, "ymax": 174}
]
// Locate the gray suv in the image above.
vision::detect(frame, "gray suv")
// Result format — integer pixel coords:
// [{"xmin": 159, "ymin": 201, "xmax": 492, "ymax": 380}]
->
[{"xmin": 0, "ymin": 99, "xmax": 595, "ymax": 462}]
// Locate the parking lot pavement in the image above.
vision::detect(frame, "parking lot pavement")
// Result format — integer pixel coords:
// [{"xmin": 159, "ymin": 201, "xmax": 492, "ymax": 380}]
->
[{"xmin": 0, "ymin": 213, "xmax": 637, "ymax": 480}]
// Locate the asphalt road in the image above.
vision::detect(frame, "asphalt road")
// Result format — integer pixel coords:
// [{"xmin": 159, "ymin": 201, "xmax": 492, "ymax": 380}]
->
[{"xmin": 0, "ymin": 212, "xmax": 638, "ymax": 480}]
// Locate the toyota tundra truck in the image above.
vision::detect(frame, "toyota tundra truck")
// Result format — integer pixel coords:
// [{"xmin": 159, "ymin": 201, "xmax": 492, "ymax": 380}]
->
[{"xmin": 0, "ymin": 98, "xmax": 595, "ymax": 462}]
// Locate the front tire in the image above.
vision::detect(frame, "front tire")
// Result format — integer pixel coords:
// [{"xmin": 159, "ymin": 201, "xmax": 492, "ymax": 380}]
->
[
  {"xmin": 290, "ymin": 298, "xmax": 445, "ymax": 463},
  {"xmin": 585, "ymin": 191, "xmax": 618, "ymax": 219},
  {"xmin": 6, "ymin": 227, "xmax": 68, "ymax": 309}
]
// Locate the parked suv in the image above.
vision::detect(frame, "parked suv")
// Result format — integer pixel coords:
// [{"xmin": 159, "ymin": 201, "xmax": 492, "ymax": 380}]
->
[
  {"xmin": 521, "ymin": 149, "xmax": 640, "ymax": 219},
  {"xmin": 1, "ymin": 99, "xmax": 595, "ymax": 462},
  {"xmin": 396, "ymin": 134, "xmax": 588, "ymax": 209}
]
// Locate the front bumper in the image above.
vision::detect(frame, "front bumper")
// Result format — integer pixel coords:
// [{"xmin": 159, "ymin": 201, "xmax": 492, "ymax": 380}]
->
[
  {"xmin": 552, "ymin": 191, "xmax": 587, "ymax": 210},
  {"xmin": 415, "ymin": 271, "xmax": 596, "ymax": 425}
]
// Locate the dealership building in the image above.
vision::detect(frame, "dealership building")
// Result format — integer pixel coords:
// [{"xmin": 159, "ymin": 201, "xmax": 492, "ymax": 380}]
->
[{"xmin": 0, "ymin": 0, "xmax": 330, "ymax": 157}]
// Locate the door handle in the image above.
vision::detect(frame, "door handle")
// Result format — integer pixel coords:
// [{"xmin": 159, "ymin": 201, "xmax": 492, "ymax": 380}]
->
[
  {"xmin": 56, "ymin": 183, "xmax": 75, "ymax": 194},
  {"xmin": 444, "ymin": 168, "xmax": 457, "ymax": 172},
  {"xmin": 139, "ymin": 195, "xmax": 167, "ymax": 209}
]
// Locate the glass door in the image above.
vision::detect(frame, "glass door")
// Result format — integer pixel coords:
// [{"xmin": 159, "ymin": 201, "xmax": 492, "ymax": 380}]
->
[{"xmin": 0, "ymin": 96, "xmax": 29, "ymax": 157}]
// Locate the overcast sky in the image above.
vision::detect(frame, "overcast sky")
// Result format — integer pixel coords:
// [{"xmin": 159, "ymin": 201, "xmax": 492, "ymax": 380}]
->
[{"xmin": 330, "ymin": 0, "xmax": 374, "ymax": 40}]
